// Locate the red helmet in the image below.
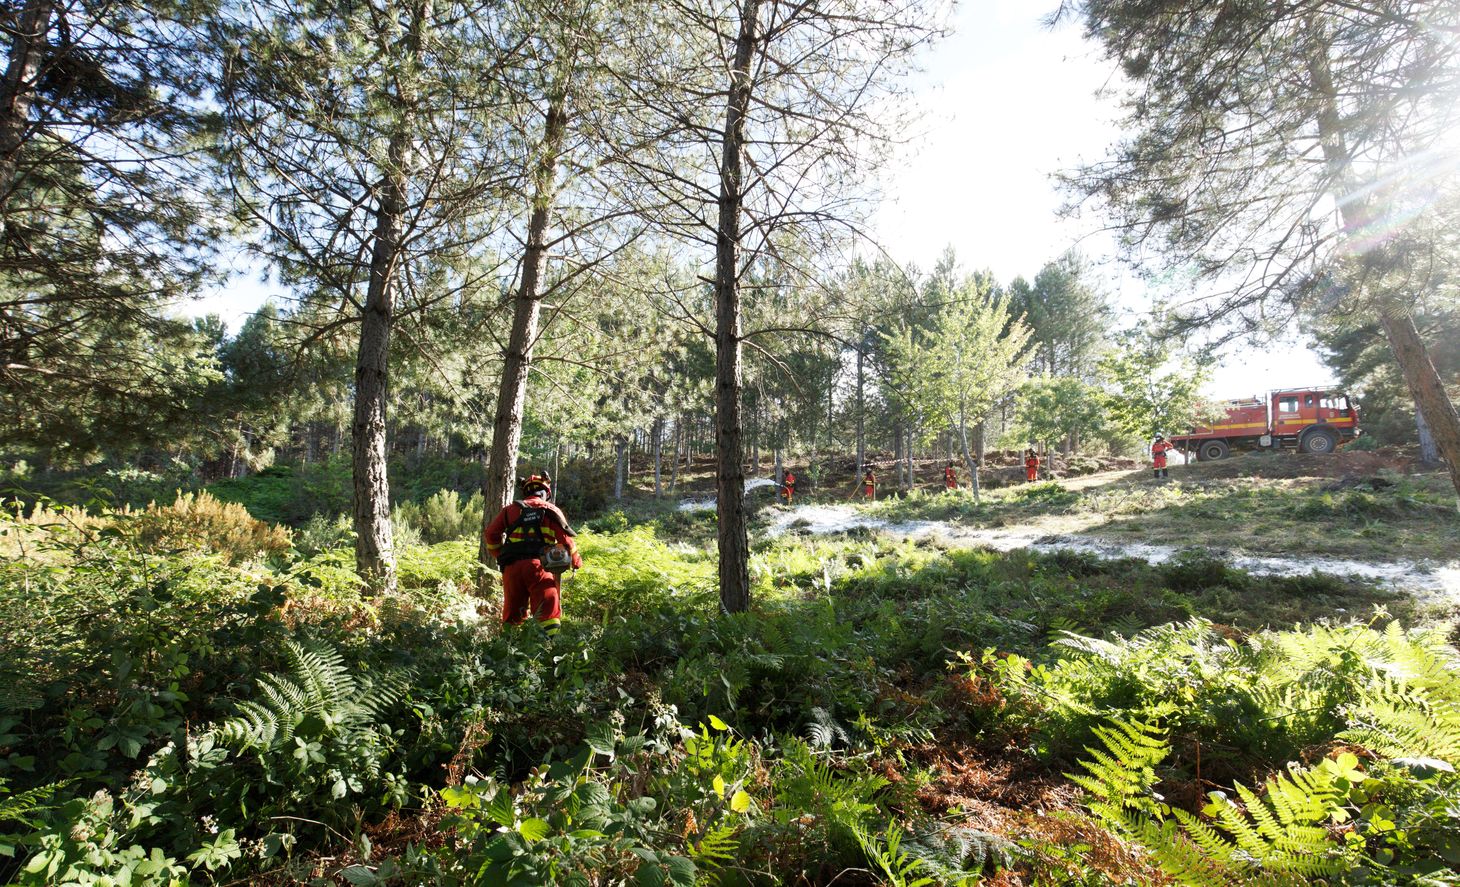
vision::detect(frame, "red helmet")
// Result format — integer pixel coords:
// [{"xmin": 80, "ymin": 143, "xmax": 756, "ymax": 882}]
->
[{"xmin": 520, "ymin": 473, "xmax": 552, "ymax": 498}]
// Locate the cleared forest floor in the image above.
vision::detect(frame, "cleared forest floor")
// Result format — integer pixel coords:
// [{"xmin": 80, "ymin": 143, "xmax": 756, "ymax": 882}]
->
[{"xmin": 661, "ymin": 449, "xmax": 1460, "ymax": 600}]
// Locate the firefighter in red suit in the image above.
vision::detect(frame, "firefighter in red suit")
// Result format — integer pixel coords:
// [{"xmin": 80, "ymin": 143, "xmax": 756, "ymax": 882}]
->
[
  {"xmin": 944, "ymin": 462, "xmax": 958, "ymax": 491},
  {"xmin": 782, "ymin": 470, "xmax": 796, "ymax": 505},
  {"xmin": 483, "ymin": 474, "xmax": 580, "ymax": 636},
  {"xmin": 862, "ymin": 468, "xmax": 876, "ymax": 500},
  {"xmin": 1151, "ymin": 434, "xmax": 1174, "ymax": 479},
  {"xmin": 1024, "ymin": 449, "xmax": 1040, "ymax": 482}
]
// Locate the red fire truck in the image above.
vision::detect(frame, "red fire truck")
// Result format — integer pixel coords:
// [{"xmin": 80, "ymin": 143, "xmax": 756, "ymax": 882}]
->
[{"xmin": 1169, "ymin": 387, "xmax": 1361, "ymax": 461}]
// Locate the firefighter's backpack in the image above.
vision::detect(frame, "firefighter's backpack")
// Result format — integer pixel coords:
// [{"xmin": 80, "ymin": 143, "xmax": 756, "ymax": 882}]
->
[{"xmin": 499, "ymin": 501, "xmax": 553, "ymax": 566}]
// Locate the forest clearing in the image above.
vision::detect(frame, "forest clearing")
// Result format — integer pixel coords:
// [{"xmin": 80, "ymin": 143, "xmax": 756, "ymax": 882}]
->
[{"xmin": 5, "ymin": 0, "xmax": 1460, "ymax": 884}]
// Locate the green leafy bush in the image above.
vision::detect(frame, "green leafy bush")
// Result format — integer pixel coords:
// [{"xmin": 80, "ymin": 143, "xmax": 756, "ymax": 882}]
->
[{"xmin": 393, "ymin": 489, "xmax": 484, "ymax": 545}]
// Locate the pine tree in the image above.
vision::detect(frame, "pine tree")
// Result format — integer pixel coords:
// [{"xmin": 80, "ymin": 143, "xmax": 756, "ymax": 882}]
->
[{"xmin": 1057, "ymin": 0, "xmax": 1460, "ymax": 500}]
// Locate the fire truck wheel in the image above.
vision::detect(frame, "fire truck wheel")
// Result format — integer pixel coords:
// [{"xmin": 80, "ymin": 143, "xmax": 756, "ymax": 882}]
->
[
  {"xmin": 1301, "ymin": 429, "xmax": 1338, "ymax": 454},
  {"xmin": 1198, "ymin": 440, "xmax": 1229, "ymax": 462}
]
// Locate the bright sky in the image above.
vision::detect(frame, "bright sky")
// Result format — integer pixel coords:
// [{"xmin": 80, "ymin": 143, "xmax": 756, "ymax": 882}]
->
[
  {"xmin": 190, "ymin": 1, "xmax": 1338, "ymax": 401},
  {"xmin": 869, "ymin": 2, "xmax": 1336, "ymax": 398}
]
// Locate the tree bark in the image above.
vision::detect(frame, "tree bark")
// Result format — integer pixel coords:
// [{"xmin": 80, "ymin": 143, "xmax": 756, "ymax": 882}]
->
[
  {"xmin": 713, "ymin": 0, "xmax": 760, "ymax": 614},
  {"xmin": 352, "ymin": 132, "xmax": 409, "ymax": 594},
  {"xmin": 476, "ymin": 94, "xmax": 570, "ymax": 591},
  {"xmin": 855, "ymin": 340, "xmax": 866, "ymax": 480},
  {"xmin": 1416, "ymin": 403, "xmax": 1439, "ymax": 466},
  {"xmin": 750, "ymin": 398, "xmax": 760, "ymax": 474},
  {"xmin": 958, "ymin": 415, "xmax": 981, "ymax": 504},
  {"xmin": 614, "ymin": 435, "xmax": 627, "ymax": 500},
  {"xmin": 670, "ymin": 420, "xmax": 683, "ymax": 493},
  {"xmin": 1381, "ymin": 311, "xmax": 1460, "ymax": 499},
  {"xmin": 904, "ymin": 424, "xmax": 913, "ymax": 490},
  {"xmin": 653, "ymin": 417, "xmax": 664, "ymax": 496},
  {"xmin": 0, "ymin": 0, "xmax": 51, "ymax": 222},
  {"xmin": 481, "ymin": 93, "xmax": 569, "ymax": 519}
]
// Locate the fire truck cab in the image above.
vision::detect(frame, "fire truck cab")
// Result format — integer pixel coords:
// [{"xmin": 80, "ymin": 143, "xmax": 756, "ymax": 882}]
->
[{"xmin": 1169, "ymin": 387, "xmax": 1361, "ymax": 461}]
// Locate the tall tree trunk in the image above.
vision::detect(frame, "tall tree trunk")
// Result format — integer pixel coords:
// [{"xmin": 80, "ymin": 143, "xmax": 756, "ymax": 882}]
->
[
  {"xmin": 553, "ymin": 443, "xmax": 562, "ymax": 497},
  {"xmin": 751, "ymin": 399, "xmax": 760, "ymax": 474},
  {"xmin": 855, "ymin": 341, "xmax": 866, "ymax": 479},
  {"xmin": 0, "ymin": 0, "xmax": 51, "ymax": 222},
  {"xmin": 614, "ymin": 435, "xmax": 627, "ymax": 500},
  {"xmin": 476, "ymin": 92, "xmax": 571, "ymax": 593},
  {"xmin": 974, "ymin": 420, "xmax": 986, "ymax": 467},
  {"xmin": 774, "ymin": 447, "xmax": 782, "ymax": 485},
  {"xmin": 712, "ymin": 0, "xmax": 760, "ymax": 614},
  {"xmin": 1416, "ymin": 403, "xmax": 1440, "ymax": 466},
  {"xmin": 653, "ymin": 417, "xmax": 664, "ymax": 496},
  {"xmin": 480, "ymin": 91, "xmax": 570, "ymax": 565},
  {"xmin": 1381, "ymin": 311, "xmax": 1460, "ymax": 498},
  {"xmin": 958, "ymin": 416, "xmax": 981, "ymax": 504},
  {"xmin": 670, "ymin": 421, "xmax": 682, "ymax": 493},
  {"xmin": 352, "ymin": 133, "xmax": 409, "ymax": 594},
  {"xmin": 904, "ymin": 425, "xmax": 913, "ymax": 490}
]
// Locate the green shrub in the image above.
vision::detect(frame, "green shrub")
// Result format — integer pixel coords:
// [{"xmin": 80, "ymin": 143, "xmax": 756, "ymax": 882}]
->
[
  {"xmin": 396, "ymin": 540, "xmax": 478, "ymax": 593},
  {"xmin": 206, "ymin": 460, "xmax": 351, "ymax": 526},
  {"xmin": 586, "ymin": 509, "xmax": 630, "ymax": 534},
  {"xmin": 293, "ymin": 512, "xmax": 352, "ymax": 557},
  {"xmin": 393, "ymin": 489, "xmax": 484, "ymax": 544},
  {"xmin": 127, "ymin": 490, "xmax": 292, "ymax": 564}
]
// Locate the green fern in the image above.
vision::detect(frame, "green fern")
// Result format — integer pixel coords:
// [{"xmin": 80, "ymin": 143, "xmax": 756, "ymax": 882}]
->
[
  {"xmin": 1073, "ymin": 716, "xmax": 1360, "ymax": 885},
  {"xmin": 687, "ymin": 823, "xmax": 737, "ymax": 884},
  {"xmin": 771, "ymin": 738, "xmax": 886, "ymax": 844},
  {"xmin": 215, "ymin": 641, "xmax": 406, "ymax": 749},
  {"xmin": 1341, "ymin": 625, "xmax": 1460, "ymax": 760},
  {"xmin": 1066, "ymin": 717, "xmax": 1168, "ymax": 821},
  {"xmin": 0, "ymin": 778, "xmax": 64, "ymax": 828},
  {"xmin": 849, "ymin": 821, "xmax": 936, "ymax": 887},
  {"xmin": 804, "ymin": 706, "xmax": 849, "ymax": 750},
  {"xmin": 902, "ymin": 825, "xmax": 1017, "ymax": 881}
]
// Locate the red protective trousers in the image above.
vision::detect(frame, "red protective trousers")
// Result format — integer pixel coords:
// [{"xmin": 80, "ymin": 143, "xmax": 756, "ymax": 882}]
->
[
  {"xmin": 1025, "ymin": 461, "xmax": 1038, "ymax": 482},
  {"xmin": 501, "ymin": 559, "xmax": 562, "ymax": 629}
]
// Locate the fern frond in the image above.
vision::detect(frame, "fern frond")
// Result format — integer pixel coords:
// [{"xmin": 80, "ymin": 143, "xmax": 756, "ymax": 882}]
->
[
  {"xmin": 0, "ymin": 780, "xmax": 65, "ymax": 827},
  {"xmin": 1069, "ymin": 717, "xmax": 1168, "ymax": 821},
  {"xmin": 1137, "ymin": 815, "xmax": 1235, "ymax": 887},
  {"xmin": 1051, "ymin": 630, "xmax": 1121, "ymax": 661},
  {"xmin": 850, "ymin": 822, "xmax": 936, "ymax": 887},
  {"xmin": 690, "ymin": 822, "xmax": 738, "ymax": 884},
  {"xmin": 804, "ymin": 707, "xmax": 849, "ymax": 750}
]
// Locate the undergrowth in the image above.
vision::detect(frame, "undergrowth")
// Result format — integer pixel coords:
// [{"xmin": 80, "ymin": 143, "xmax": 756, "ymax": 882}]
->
[{"xmin": 1, "ymin": 499, "xmax": 1456, "ymax": 885}]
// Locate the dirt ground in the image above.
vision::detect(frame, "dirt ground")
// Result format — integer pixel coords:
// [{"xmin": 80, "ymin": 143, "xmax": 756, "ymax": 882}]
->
[{"xmin": 1166, "ymin": 446, "xmax": 1428, "ymax": 479}]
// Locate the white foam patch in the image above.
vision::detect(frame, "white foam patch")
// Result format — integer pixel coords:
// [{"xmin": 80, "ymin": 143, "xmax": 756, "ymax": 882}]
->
[
  {"xmin": 761, "ymin": 503, "xmax": 1460, "ymax": 603},
  {"xmin": 678, "ymin": 478, "xmax": 782, "ymax": 511}
]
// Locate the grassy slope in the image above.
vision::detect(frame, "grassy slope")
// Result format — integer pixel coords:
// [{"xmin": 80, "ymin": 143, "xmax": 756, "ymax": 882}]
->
[{"xmin": 855, "ymin": 456, "xmax": 1459, "ymax": 564}]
